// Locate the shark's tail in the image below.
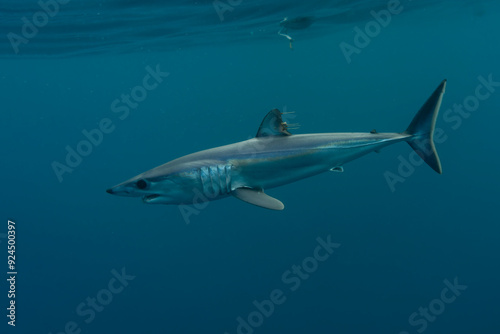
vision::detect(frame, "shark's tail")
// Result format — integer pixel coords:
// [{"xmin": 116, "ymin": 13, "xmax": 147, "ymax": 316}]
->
[{"xmin": 403, "ymin": 80, "xmax": 447, "ymax": 174}]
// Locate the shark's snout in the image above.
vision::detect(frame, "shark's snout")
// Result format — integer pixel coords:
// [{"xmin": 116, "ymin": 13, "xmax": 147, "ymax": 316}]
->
[
  {"xmin": 105, "ymin": 184, "xmax": 138, "ymax": 197},
  {"xmin": 106, "ymin": 182, "xmax": 163, "ymax": 201}
]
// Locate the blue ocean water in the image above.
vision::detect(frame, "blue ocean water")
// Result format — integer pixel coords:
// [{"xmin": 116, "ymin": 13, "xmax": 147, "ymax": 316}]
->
[{"xmin": 1, "ymin": 0, "xmax": 499, "ymax": 333}]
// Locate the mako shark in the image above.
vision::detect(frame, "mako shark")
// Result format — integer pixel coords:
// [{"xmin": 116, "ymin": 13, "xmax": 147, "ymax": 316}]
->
[{"xmin": 107, "ymin": 80, "xmax": 446, "ymax": 210}]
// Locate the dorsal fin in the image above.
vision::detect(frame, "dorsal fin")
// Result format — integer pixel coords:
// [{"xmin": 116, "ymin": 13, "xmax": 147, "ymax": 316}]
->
[{"xmin": 256, "ymin": 109, "xmax": 292, "ymax": 137}]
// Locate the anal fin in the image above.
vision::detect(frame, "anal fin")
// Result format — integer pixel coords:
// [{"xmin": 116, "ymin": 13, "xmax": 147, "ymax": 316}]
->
[
  {"xmin": 330, "ymin": 166, "xmax": 344, "ymax": 172},
  {"xmin": 232, "ymin": 188, "xmax": 284, "ymax": 210}
]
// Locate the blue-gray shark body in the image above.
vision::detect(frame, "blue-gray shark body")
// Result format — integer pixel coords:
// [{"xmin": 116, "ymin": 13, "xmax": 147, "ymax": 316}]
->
[{"xmin": 106, "ymin": 80, "xmax": 446, "ymax": 210}]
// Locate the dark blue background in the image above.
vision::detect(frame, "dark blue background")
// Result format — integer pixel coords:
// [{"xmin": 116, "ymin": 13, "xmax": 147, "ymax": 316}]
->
[{"xmin": 1, "ymin": 1, "xmax": 499, "ymax": 333}]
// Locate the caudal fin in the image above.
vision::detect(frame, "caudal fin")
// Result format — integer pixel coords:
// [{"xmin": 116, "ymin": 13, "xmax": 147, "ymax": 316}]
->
[{"xmin": 404, "ymin": 80, "xmax": 447, "ymax": 174}]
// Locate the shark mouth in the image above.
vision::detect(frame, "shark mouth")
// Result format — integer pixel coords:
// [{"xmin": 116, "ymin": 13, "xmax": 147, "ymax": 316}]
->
[{"xmin": 143, "ymin": 194, "xmax": 160, "ymax": 203}]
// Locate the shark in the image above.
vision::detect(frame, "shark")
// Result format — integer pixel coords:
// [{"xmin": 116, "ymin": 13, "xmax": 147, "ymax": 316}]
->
[{"xmin": 106, "ymin": 80, "xmax": 446, "ymax": 210}]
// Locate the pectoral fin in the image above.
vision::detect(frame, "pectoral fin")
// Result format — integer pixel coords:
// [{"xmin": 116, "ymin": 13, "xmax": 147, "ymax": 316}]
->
[{"xmin": 231, "ymin": 188, "xmax": 284, "ymax": 210}]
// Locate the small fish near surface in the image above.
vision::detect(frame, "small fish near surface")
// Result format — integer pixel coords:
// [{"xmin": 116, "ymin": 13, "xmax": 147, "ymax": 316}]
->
[{"xmin": 106, "ymin": 80, "xmax": 447, "ymax": 210}]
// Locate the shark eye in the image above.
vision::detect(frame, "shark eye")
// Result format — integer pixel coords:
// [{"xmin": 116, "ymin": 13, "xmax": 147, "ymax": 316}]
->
[{"xmin": 136, "ymin": 179, "xmax": 148, "ymax": 189}]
